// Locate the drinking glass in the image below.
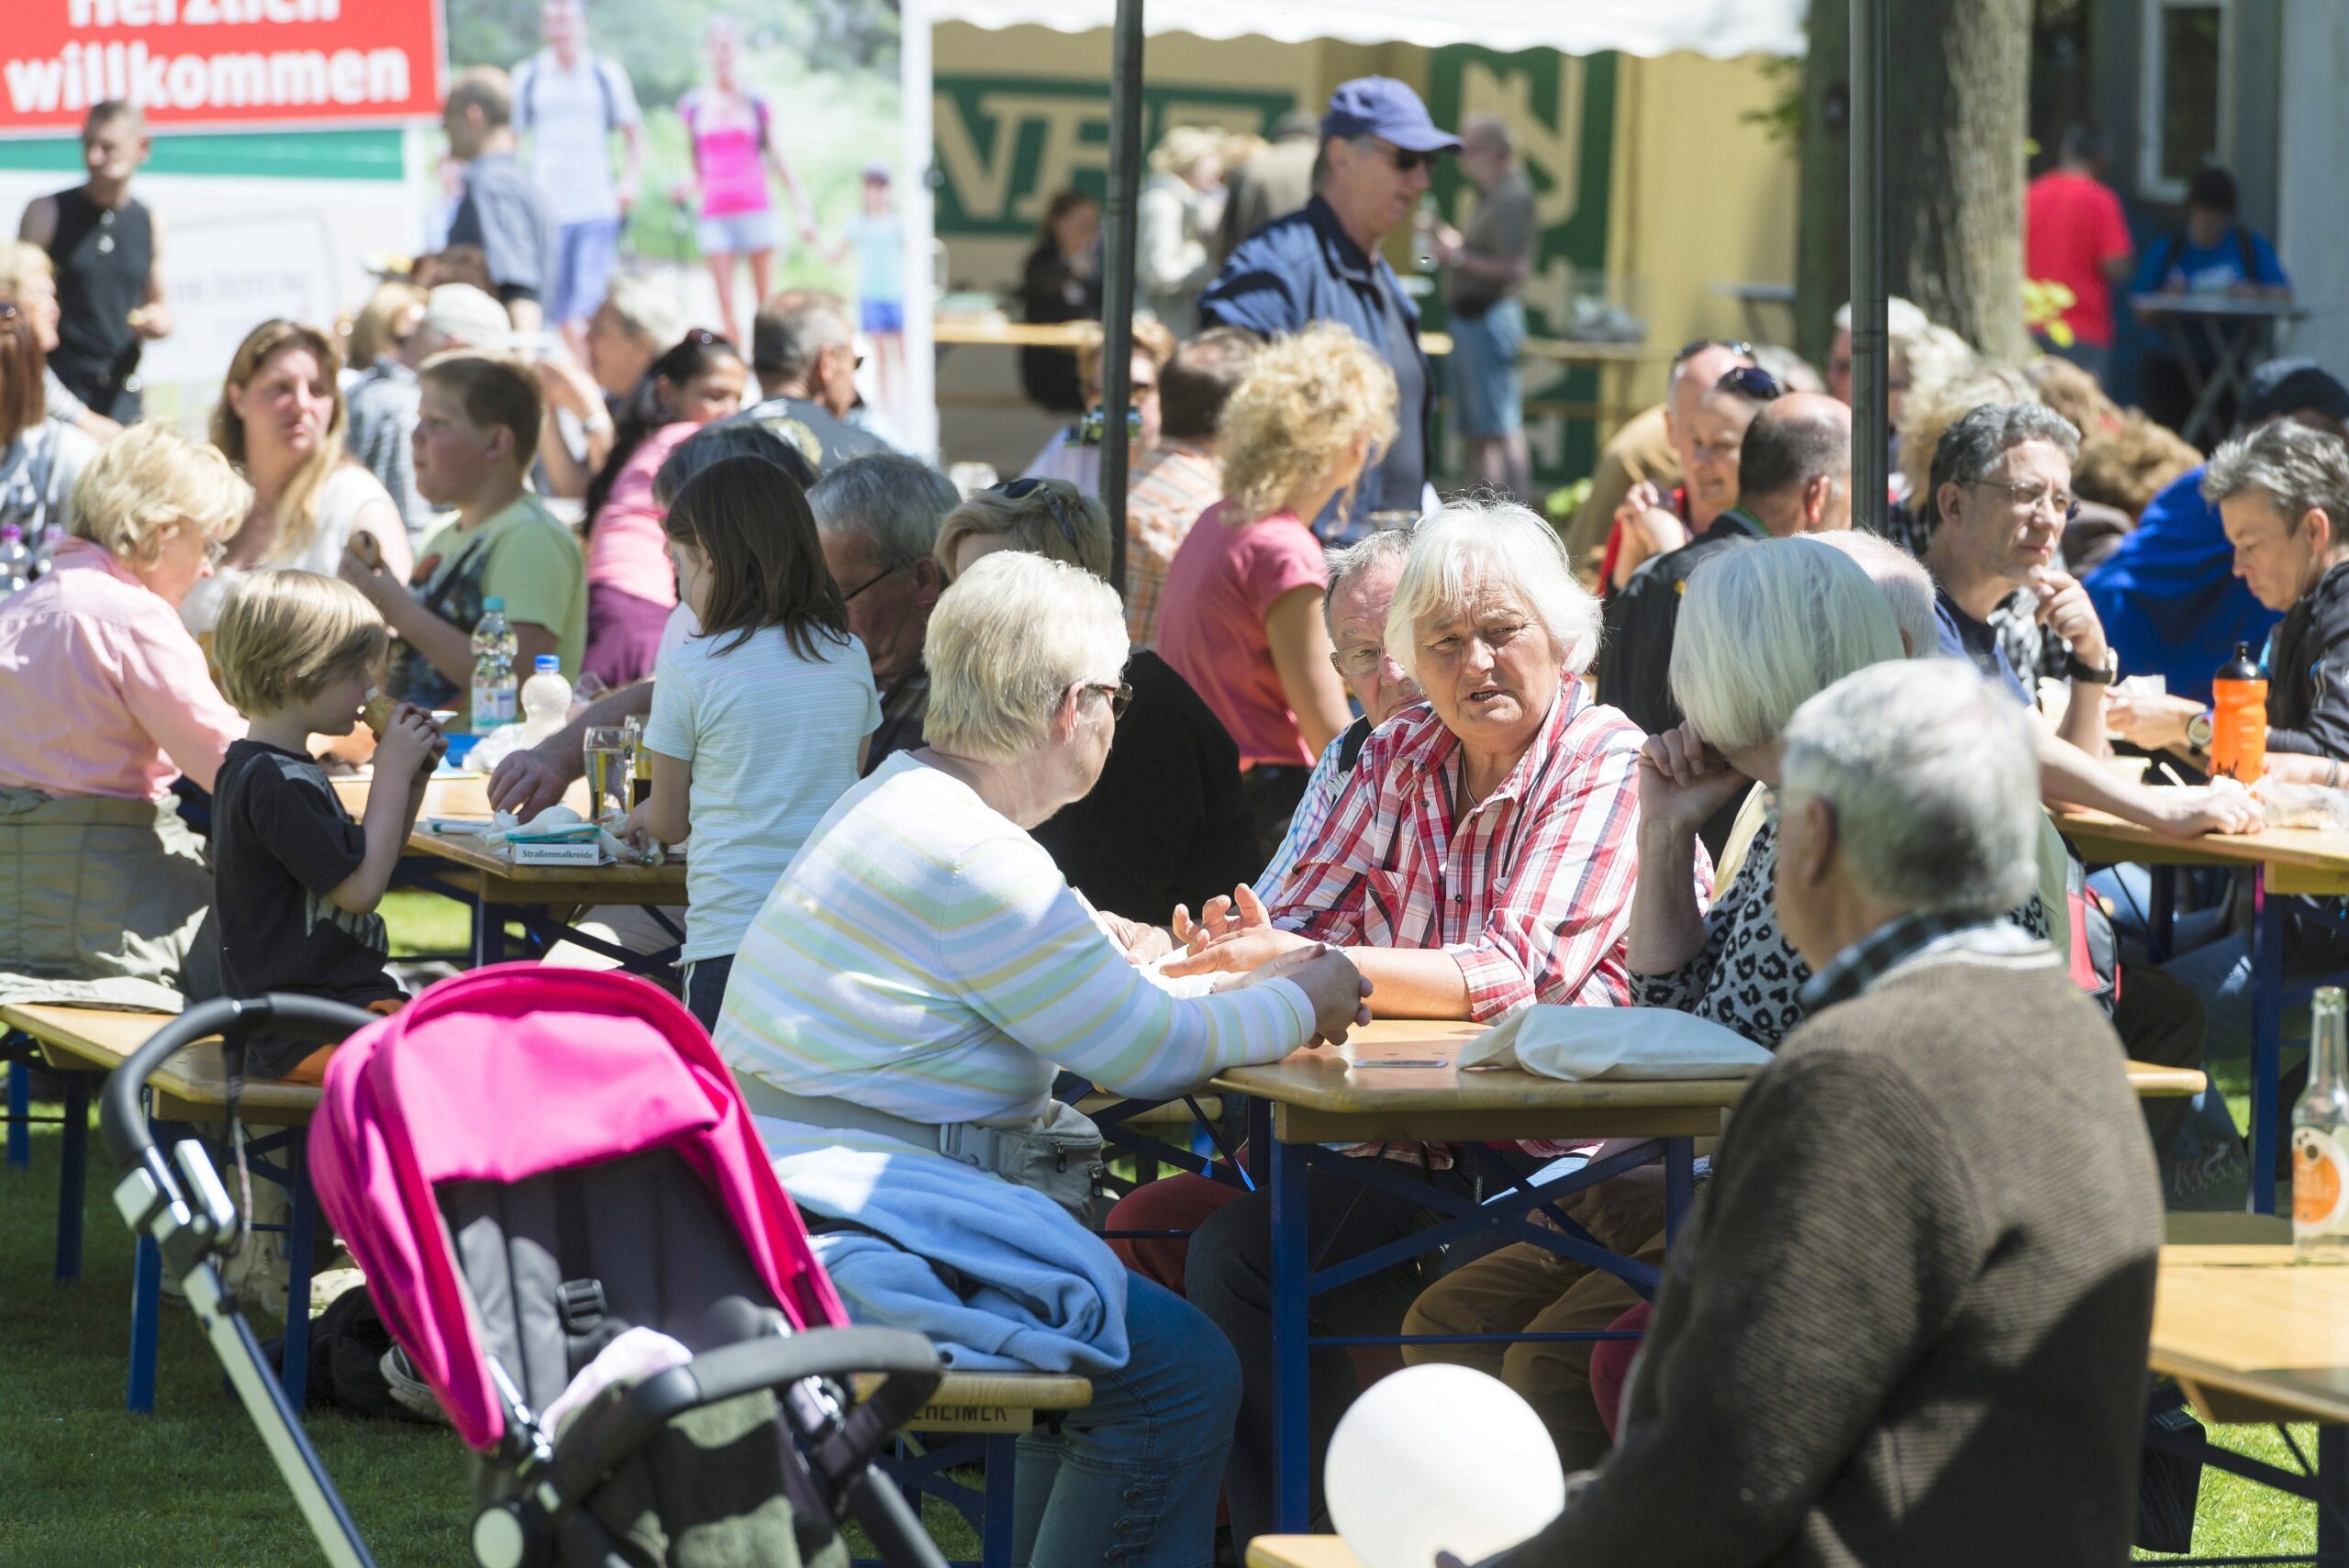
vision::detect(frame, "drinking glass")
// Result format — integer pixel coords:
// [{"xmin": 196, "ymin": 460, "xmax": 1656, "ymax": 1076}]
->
[{"xmin": 584, "ymin": 727, "xmax": 632, "ymax": 823}]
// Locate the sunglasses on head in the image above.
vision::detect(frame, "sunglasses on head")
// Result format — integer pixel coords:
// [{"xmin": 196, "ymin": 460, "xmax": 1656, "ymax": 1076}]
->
[
  {"xmin": 1714, "ymin": 365, "xmax": 1785, "ymax": 401},
  {"xmin": 993, "ymin": 476, "xmax": 1085, "ymax": 555},
  {"xmin": 1675, "ymin": 338, "xmax": 1755, "ymax": 364}
]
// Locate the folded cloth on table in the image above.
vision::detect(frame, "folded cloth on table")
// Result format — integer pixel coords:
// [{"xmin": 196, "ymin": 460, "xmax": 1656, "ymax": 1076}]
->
[
  {"xmin": 765, "ymin": 1125, "xmax": 1130, "ymax": 1376},
  {"xmin": 1457, "ymin": 1006, "xmax": 1773, "ymax": 1081}
]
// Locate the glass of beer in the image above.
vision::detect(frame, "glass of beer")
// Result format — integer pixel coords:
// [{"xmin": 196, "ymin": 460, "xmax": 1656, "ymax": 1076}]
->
[{"xmin": 584, "ymin": 727, "xmax": 632, "ymax": 825}]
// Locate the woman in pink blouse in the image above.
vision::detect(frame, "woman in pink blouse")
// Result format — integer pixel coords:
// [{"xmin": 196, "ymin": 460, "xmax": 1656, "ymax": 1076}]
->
[
  {"xmin": 579, "ymin": 329, "xmax": 746, "ymax": 687},
  {"xmin": 0, "ymin": 423, "xmax": 250, "ymax": 1001},
  {"xmin": 674, "ymin": 18, "xmax": 818, "ymax": 347},
  {"xmin": 1156, "ymin": 323, "xmax": 1395, "ymax": 859}
]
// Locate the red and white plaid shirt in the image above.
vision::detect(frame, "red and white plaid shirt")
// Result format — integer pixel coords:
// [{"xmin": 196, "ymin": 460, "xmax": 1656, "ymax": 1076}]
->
[
  {"xmin": 1121, "ymin": 442, "xmax": 1224, "ymax": 650},
  {"xmin": 1264, "ymin": 673, "xmax": 1702, "ymax": 1164},
  {"xmin": 1266, "ymin": 673, "xmax": 1660, "ymax": 1019}
]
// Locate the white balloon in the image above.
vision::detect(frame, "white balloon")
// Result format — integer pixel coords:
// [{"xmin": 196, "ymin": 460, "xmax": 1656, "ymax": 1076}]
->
[{"xmin": 1325, "ymin": 1365, "xmax": 1565, "ymax": 1568}]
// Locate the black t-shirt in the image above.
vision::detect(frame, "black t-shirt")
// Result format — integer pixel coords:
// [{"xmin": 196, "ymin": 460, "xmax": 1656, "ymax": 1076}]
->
[
  {"xmin": 1030, "ymin": 651, "xmax": 1261, "ymax": 923},
  {"xmin": 724, "ymin": 395, "xmax": 887, "ymax": 475},
  {"xmin": 210, "ymin": 740, "xmax": 402, "ymax": 1073}
]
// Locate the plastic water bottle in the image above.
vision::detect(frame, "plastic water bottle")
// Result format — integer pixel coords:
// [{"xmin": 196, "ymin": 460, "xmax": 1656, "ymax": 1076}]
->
[
  {"xmin": 469, "ymin": 597, "xmax": 518, "ymax": 730},
  {"xmin": 517, "ymin": 655, "xmax": 572, "ymax": 743},
  {"xmin": 0, "ymin": 525, "xmax": 30, "ymax": 599},
  {"xmin": 2210, "ymin": 640, "xmax": 2267, "ymax": 784}
]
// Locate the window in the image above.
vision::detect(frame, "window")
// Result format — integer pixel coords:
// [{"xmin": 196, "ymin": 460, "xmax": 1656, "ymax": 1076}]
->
[{"xmin": 2141, "ymin": 0, "xmax": 2231, "ymax": 201}]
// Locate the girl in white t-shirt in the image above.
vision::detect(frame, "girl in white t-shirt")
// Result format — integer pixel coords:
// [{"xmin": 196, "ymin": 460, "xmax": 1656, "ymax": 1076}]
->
[{"xmin": 623, "ymin": 452, "xmax": 879, "ymax": 1030}]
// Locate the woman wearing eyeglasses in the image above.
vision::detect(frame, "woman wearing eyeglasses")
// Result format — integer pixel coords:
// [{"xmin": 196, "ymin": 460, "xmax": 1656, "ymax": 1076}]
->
[
  {"xmin": 1157, "ymin": 322, "xmax": 1396, "ymax": 859},
  {"xmin": 712, "ymin": 550, "xmax": 1369, "ymax": 1568},
  {"xmin": 932, "ymin": 476, "xmax": 1260, "ymax": 928},
  {"xmin": 0, "ymin": 422, "xmax": 249, "ymax": 1007}
]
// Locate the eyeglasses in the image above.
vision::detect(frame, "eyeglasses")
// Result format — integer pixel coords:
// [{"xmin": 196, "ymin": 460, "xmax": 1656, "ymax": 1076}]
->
[
  {"xmin": 1967, "ymin": 478, "xmax": 2081, "ymax": 524},
  {"xmin": 1714, "ymin": 365, "xmax": 1785, "ymax": 401},
  {"xmin": 1376, "ymin": 142, "xmax": 1435, "ymax": 174},
  {"xmin": 993, "ymin": 476, "xmax": 1086, "ymax": 556},
  {"xmin": 1085, "ymin": 680, "xmax": 1135, "ymax": 719},
  {"xmin": 841, "ymin": 562, "xmax": 904, "ymax": 601},
  {"xmin": 1331, "ymin": 643, "xmax": 1391, "ymax": 681},
  {"xmin": 202, "ymin": 538, "xmax": 229, "ymax": 568},
  {"xmin": 1675, "ymin": 338, "xmax": 1754, "ymax": 364}
]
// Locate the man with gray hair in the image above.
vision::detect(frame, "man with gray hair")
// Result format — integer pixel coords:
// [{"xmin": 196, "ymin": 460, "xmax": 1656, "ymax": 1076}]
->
[
  {"xmin": 1923, "ymin": 401, "xmax": 2258, "ymax": 840},
  {"xmin": 809, "ymin": 451, "xmax": 960, "ymax": 766},
  {"xmin": 1431, "ymin": 112, "xmax": 1536, "ymax": 501},
  {"xmin": 733, "ymin": 288, "xmax": 886, "ymax": 473},
  {"xmin": 1489, "ymin": 658, "xmax": 2162, "ymax": 1567}
]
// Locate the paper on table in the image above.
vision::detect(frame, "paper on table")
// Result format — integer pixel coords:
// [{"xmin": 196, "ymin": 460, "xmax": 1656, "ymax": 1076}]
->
[{"xmin": 1458, "ymin": 1006, "xmax": 1772, "ymax": 1082}]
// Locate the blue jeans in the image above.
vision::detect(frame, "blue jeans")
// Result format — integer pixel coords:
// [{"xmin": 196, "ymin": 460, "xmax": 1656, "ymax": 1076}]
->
[
  {"xmin": 1012, "ymin": 1274, "xmax": 1240, "ymax": 1568},
  {"xmin": 1447, "ymin": 299, "xmax": 1526, "ymax": 437},
  {"xmin": 551, "ymin": 217, "xmax": 624, "ymax": 327}
]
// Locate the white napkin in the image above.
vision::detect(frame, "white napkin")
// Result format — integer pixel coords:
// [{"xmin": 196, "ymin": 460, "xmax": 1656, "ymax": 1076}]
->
[{"xmin": 1456, "ymin": 1006, "xmax": 1772, "ymax": 1082}]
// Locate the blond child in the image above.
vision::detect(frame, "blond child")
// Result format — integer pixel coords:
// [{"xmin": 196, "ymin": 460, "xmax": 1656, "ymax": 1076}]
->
[
  {"xmin": 209, "ymin": 571, "xmax": 442, "ymax": 1080},
  {"xmin": 340, "ymin": 351, "xmax": 586, "ymax": 726}
]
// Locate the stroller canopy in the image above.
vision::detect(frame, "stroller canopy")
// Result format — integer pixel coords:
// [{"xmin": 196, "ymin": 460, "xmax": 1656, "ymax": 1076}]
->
[{"xmin": 309, "ymin": 964, "xmax": 849, "ymax": 1451}]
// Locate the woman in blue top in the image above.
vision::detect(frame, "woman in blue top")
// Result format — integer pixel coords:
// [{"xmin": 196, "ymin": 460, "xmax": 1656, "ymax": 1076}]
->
[{"xmin": 2133, "ymin": 165, "xmax": 2290, "ymax": 436}]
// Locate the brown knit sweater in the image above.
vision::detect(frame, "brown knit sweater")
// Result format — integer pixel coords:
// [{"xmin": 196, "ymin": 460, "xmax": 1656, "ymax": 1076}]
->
[{"xmin": 1495, "ymin": 940, "xmax": 2164, "ymax": 1566}]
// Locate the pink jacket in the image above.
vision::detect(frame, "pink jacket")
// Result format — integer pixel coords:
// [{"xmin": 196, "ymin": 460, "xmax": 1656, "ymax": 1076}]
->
[{"xmin": 0, "ymin": 539, "xmax": 244, "ymax": 798}]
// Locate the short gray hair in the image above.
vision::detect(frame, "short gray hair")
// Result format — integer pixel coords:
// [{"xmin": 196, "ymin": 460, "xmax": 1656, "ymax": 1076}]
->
[
  {"xmin": 1386, "ymin": 499, "xmax": 1601, "ymax": 684},
  {"xmin": 2202, "ymin": 420, "xmax": 2349, "ymax": 530},
  {"xmin": 808, "ymin": 453, "xmax": 962, "ymax": 572},
  {"xmin": 924, "ymin": 552, "xmax": 1128, "ymax": 763},
  {"xmin": 1814, "ymin": 530, "xmax": 1939, "ymax": 657},
  {"xmin": 1780, "ymin": 660, "xmax": 2041, "ymax": 917},
  {"xmin": 1927, "ymin": 402, "xmax": 2081, "ymax": 517},
  {"xmin": 1323, "ymin": 528, "xmax": 1412, "ymax": 628},
  {"xmin": 752, "ymin": 289, "xmax": 853, "ymax": 381},
  {"xmin": 1671, "ymin": 539, "xmax": 1904, "ymax": 751},
  {"xmin": 600, "ymin": 273, "xmax": 690, "ymax": 351}
]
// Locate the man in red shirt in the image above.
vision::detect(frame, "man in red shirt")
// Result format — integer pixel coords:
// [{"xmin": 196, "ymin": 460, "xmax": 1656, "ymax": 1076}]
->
[{"xmin": 2025, "ymin": 125, "xmax": 2134, "ymax": 384}]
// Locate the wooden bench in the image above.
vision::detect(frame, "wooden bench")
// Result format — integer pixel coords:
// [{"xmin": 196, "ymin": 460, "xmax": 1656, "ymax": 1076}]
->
[
  {"xmin": 0, "ymin": 1002, "xmax": 323, "ymax": 1415},
  {"xmin": 865, "ymin": 1368, "xmax": 1095, "ymax": 1568}
]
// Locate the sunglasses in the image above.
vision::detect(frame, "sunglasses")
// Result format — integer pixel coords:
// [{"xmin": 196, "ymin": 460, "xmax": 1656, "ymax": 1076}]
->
[
  {"xmin": 992, "ymin": 476, "xmax": 1086, "ymax": 556},
  {"xmin": 1675, "ymin": 338, "xmax": 1754, "ymax": 365},
  {"xmin": 1714, "ymin": 365, "xmax": 1785, "ymax": 401},
  {"xmin": 1377, "ymin": 143, "xmax": 1435, "ymax": 174},
  {"xmin": 1085, "ymin": 680, "xmax": 1135, "ymax": 719}
]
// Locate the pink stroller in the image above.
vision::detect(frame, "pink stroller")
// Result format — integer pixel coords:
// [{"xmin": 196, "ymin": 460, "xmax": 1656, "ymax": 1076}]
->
[{"xmin": 104, "ymin": 965, "xmax": 946, "ymax": 1568}]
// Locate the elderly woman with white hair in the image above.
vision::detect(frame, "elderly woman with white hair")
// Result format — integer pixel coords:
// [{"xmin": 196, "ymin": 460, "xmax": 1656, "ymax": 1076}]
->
[
  {"xmin": 1155, "ymin": 497, "xmax": 1657, "ymax": 1542},
  {"xmin": 714, "ymin": 550, "xmax": 1368, "ymax": 1568},
  {"xmin": 1138, "ymin": 125, "xmax": 1226, "ymax": 337},
  {"xmin": 0, "ymin": 422, "xmax": 250, "ymax": 1006}
]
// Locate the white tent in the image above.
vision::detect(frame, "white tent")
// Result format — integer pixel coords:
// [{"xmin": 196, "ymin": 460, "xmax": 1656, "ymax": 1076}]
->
[{"xmin": 894, "ymin": 0, "xmax": 1810, "ymax": 457}]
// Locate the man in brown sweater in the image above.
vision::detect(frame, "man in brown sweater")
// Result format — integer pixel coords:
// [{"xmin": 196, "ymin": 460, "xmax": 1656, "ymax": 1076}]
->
[{"xmin": 1486, "ymin": 658, "xmax": 2164, "ymax": 1566}]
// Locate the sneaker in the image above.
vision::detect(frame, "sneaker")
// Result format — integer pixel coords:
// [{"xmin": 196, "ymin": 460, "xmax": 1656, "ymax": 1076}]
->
[{"xmin": 380, "ymin": 1346, "xmax": 450, "ymax": 1425}]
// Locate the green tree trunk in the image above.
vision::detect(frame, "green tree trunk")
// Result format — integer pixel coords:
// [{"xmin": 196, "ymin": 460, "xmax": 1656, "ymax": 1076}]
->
[
  {"xmin": 1795, "ymin": 0, "xmax": 1852, "ymax": 366},
  {"xmin": 1887, "ymin": 0, "xmax": 2034, "ymax": 361}
]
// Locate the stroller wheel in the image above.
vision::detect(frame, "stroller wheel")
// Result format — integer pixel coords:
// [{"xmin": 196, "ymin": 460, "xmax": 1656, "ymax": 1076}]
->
[{"xmin": 471, "ymin": 1503, "xmax": 529, "ymax": 1568}]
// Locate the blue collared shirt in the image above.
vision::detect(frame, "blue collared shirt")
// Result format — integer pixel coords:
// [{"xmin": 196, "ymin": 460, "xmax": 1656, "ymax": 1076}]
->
[{"xmin": 1199, "ymin": 195, "xmax": 1432, "ymax": 528}]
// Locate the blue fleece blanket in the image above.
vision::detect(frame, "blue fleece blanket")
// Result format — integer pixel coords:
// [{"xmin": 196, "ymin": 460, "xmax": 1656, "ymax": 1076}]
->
[{"xmin": 765, "ymin": 1129, "xmax": 1130, "ymax": 1375}]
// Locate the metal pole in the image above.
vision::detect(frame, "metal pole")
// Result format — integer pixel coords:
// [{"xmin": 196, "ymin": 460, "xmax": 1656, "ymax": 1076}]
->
[
  {"xmin": 1099, "ymin": 0, "xmax": 1145, "ymax": 601},
  {"xmin": 1849, "ymin": 0, "xmax": 1889, "ymax": 534}
]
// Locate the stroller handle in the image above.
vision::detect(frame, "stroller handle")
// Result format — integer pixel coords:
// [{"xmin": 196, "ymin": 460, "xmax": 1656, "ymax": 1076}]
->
[{"xmin": 100, "ymin": 995, "xmax": 379, "ymax": 1173}]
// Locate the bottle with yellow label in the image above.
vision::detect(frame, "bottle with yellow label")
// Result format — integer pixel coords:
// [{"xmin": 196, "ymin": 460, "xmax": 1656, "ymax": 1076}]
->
[{"xmin": 2294, "ymin": 986, "xmax": 2349, "ymax": 1262}]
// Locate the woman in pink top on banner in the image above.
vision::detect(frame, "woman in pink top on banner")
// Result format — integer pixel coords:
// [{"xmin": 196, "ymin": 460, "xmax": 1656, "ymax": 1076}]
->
[
  {"xmin": 0, "ymin": 424, "xmax": 250, "ymax": 1006},
  {"xmin": 1156, "ymin": 323, "xmax": 1396, "ymax": 862},
  {"xmin": 674, "ymin": 18, "xmax": 818, "ymax": 348}
]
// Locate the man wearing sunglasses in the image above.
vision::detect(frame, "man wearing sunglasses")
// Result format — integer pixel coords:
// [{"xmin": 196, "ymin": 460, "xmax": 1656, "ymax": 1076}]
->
[{"xmin": 1200, "ymin": 77, "xmax": 1459, "ymax": 542}]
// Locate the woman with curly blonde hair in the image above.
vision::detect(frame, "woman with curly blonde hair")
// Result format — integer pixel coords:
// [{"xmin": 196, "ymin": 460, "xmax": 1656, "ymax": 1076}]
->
[
  {"xmin": 1156, "ymin": 322, "xmax": 1397, "ymax": 845},
  {"xmin": 184, "ymin": 317, "xmax": 412, "ymax": 637}
]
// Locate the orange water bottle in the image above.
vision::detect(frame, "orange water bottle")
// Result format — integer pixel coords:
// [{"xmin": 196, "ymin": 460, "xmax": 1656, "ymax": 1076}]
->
[{"xmin": 2210, "ymin": 641, "xmax": 2268, "ymax": 784}]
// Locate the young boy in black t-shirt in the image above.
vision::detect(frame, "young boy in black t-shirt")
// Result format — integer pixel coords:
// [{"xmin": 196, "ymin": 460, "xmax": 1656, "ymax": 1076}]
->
[{"xmin": 210, "ymin": 571, "xmax": 443, "ymax": 1080}]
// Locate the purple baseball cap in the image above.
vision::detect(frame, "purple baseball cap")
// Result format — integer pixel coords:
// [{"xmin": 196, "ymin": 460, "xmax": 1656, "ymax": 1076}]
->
[{"xmin": 1321, "ymin": 76, "xmax": 1462, "ymax": 155}]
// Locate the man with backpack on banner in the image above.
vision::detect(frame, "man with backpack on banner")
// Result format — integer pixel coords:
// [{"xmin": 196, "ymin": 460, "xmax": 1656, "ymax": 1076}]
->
[{"xmin": 512, "ymin": 0, "xmax": 645, "ymax": 360}]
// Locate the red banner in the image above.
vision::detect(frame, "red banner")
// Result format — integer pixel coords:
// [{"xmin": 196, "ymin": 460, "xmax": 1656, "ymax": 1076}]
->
[{"xmin": 1, "ymin": 0, "xmax": 446, "ymax": 137}]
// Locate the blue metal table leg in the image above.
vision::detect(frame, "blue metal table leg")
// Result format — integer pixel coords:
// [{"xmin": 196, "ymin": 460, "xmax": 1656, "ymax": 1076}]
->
[
  {"xmin": 1267, "ymin": 1121, "xmax": 1310, "ymax": 1533},
  {"xmin": 128, "ymin": 1229, "xmax": 161, "ymax": 1414},
  {"xmin": 7, "ymin": 1059, "xmax": 27, "ymax": 1172},
  {"xmin": 281, "ymin": 1129, "xmax": 314, "ymax": 1405},
  {"xmin": 2320, "ymin": 1423, "xmax": 2347, "ymax": 1566},
  {"xmin": 1664, "ymin": 1136, "xmax": 1694, "ymax": 1248},
  {"xmin": 981, "ymin": 1431, "xmax": 1017, "ymax": 1568},
  {"xmin": 2251, "ymin": 868, "xmax": 2285, "ymax": 1216},
  {"xmin": 2149, "ymin": 863, "xmax": 2176, "ymax": 964},
  {"xmin": 54, "ymin": 1073, "xmax": 87, "ymax": 1282}
]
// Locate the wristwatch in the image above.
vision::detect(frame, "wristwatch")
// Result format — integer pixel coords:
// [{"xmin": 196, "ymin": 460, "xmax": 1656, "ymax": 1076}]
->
[
  {"xmin": 2185, "ymin": 710, "xmax": 2214, "ymax": 750},
  {"xmin": 2065, "ymin": 647, "xmax": 2119, "ymax": 684}
]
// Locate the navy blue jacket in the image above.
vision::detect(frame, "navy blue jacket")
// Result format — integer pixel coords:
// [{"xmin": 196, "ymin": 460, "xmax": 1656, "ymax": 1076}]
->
[{"xmin": 1198, "ymin": 195, "xmax": 1432, "ymax": 520}]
